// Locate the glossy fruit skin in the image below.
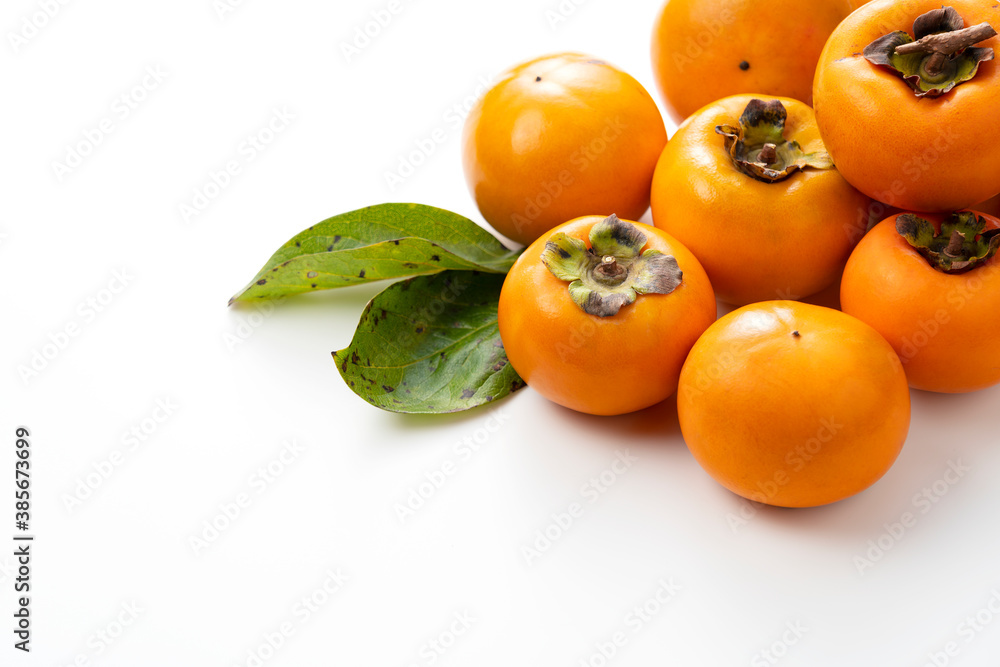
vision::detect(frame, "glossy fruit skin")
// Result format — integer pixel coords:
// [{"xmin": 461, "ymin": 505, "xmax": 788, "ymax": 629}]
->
[
  {"xmin": 813, "ymin": 0, "xmax": 1000, "ymax": 212},
  {"xmin": 650, "ymin": 95, "xmax": 870, "ymax": 306},
  {"xmin": 841, "ymin": 212, "xmax": 1000, "ymax": 393},
  {"xmin": 678, "ymin": 301, "xmax": 911, "ymax": 508},
  {"xmin": 498, "ymin": 216, "xmax": 716, "ymax": 416},
  {"xmin": 650, "ymin": 0, "xmax": 854, "ymax": 123},
  {"xmin": 462, "ymin": 53, "xmax": 667, "ymax": 247}
]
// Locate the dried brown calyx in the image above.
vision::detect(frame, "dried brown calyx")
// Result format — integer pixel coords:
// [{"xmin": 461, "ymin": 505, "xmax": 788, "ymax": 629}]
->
[
  {"xmin": 864, "ymin": 6, "xmax": 996, "ymax": 97},
  {"xmin": 715, "ymin": 99, "xmax": 833, "ymax": 184}
]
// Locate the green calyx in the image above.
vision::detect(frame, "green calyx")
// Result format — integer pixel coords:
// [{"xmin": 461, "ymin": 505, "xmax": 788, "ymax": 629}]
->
[
  {"xmin": 541, "ymin": 214, "xmax": 682, "ymax": 317},
  {"xmin": 715, "ymin": 99, "xmax": 833, "ymax": 184},
  {"xmin": 897, "ymin": 212, "xmax": 1000, "ymax": 274},
  {"xmin": 863, "ymin": 6, "xmax": 996, "ymax": 97}
]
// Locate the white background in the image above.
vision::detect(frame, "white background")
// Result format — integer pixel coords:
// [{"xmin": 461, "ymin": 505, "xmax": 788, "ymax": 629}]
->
[{"xmin": 3, "ymin": 0, "xmax": 1000, "ymax": 665}]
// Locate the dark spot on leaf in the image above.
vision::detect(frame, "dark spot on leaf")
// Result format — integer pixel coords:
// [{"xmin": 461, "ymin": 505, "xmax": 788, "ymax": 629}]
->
[
  {"xmin": 311, "ymin": 283, "xmax": 317, "ymax": 288},
  {"xmin": 359, "ymin": 269, "xmax": 366, "ymax": 278},
  {"xmin": 393, "ymin": 240, "xmax": 400, "ymax": 245},
  {"xmin": 792, "ymin": 330, "xmax": 801, "ymax": 337},
  {"xmin": 461, "ymin": 389, "xmax": 475, "ymax": 399},
  {"xmin": 431, "ymin": 255, "xmax": 440, "ymax": 261},
  {"xmin": 295, "ymin": 242, "xmax": 301, "ymax": 247},
  {"xmin": 492, "ymin": 361, "xmax": 507, "ymax": 371},
  {"xmin": 416, "ymin": 327, "xmax": 424, "ymax": 333},
  {"xmin": 256, "ymin": 279, "xmax": 267, "ymax": 285},
  {"xmin": 271, "ymin": 267, "xmax": 278, "ymax": 272},
  {"xmin": 739, "ymin": 60, "xmax": 750, "ymax": 71},
  {"xmin": 351, "ymin": 351, "xmax": 361, "ymax": 365},
  {"xmin": 334, "ymin": 235, "xmax": 341, "ymax": 243},
  {"xmin": 327, "ymin": 245, "xmax": 334, "ymax": 251},
  {"xmin": 404, "ymin": 262, "xmax": 418, "ymax": 269},
  {"xmin": 440, "ymin": 352, "xmax": 446, "ymax": 359},
  {"xmin": 382, "ymin": 385, "xmax": 395, "ymax": 393},
  {"xmin": 350, "ymin": 381, "xmax": 354, "ymax": 386},
  {"xmin": 309, "ymin": 225, "xmax": 314, "ymax": 230},
  {"xmin": 281, "ymin": 261, "xmax": 292, "ymax": 267}
]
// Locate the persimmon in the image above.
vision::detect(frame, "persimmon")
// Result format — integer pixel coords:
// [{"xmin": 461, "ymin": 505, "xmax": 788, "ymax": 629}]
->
[
  {"xmin": 462, "ymin": 54, "xmax": 667, "ymax": 246},
  {"xmin": 677, "ymin": 301, "xmax": 911, "ymax": 508},
  {"xmin": 813, "ymin": 1, "xmax": 1000, "ymax": 211},
  {"xmin": 650, "ymin": 0, "xmax": 855, "ymax": 123},
  {"xmin": 650, "ymin": 95, "xmax": 870, "ymax": 306},
  {"xmin": 841, "ymin": 211, "xmax": 1000, "ymax": 393},
  {"xmin": 498, "ymin": 214, "xmax": 715, "ymax": 416}
]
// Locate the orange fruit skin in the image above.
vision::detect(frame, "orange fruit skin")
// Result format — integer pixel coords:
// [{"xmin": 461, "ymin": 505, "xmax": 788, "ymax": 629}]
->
[
  {"xmin": 678, "ymin": 301, "xmax": 911, "ymax": 508},
  {"xmin": 462, "ymin": 53, "xmax": 667, "ymax": 247},
  {"xmin": 975, "ymin": 194, "xmax": 1000, "ymax": 218},
  {"xmin": 650, "ymin": 0, "xmax": 854, "ymax": 124},
  {"xmin": 813, "ymin": 0, "xmax": 1000, "ymax": 212},
  {"xmin": 498, "ymin": 216, "xmax": 716, "ymax": 416},
  {"xmin": 841, "ymin": 212, "xmax": 1000, "ymax": 393},
  {"xmin": 650, "ymin": 95, "xmax": 870, "ymax": 306}
]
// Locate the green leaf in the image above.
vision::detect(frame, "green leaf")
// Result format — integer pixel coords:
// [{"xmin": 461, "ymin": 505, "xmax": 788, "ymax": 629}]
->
[
  {"xmin": 333, "ymin": 271, "xmax": 526, "ymax": 414},
  {"xmin": 230, "ymin": 203, "xmax": 519, "ymax": 304}
]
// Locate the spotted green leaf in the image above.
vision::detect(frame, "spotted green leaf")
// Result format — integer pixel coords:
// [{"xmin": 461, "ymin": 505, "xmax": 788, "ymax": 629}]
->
[
  {"xmin": 333, "ymin": 271, "xmax": 525, "ymax": 414},
  {"xmin": 230, "ymin": 203, "xmax": 519, "ymax": 304}
]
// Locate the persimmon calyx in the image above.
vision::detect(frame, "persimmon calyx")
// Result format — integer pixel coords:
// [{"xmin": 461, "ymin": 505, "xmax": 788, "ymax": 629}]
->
[
  {"xmin": 715, "ymin": 99, "xmax": 833, "ymax": 184},
  {"xmin": 897, "ymin": 212, "xmax": 1000, "ymax": 274},
  {"xmin": 541, "ymin": 214, "xmax": 682, "ymax": 317},
  {"xmin": 864, "ymin": 6, "xmax": 996, "ymax": 98}
]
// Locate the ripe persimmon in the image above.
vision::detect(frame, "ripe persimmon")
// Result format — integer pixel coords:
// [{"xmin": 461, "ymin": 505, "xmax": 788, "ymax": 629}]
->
[
  {"xmin": 462, "ymin": 54, "xmax": 667, "ymax": 246},
  {"xmin": 841, "ymin": 211, "xmax": 1000, "ymax": 393},
  {"xmin": 498, "ymin": 214, "xmax": 716, "ymax": 416},
  {"xmin": 813, "ymin": 1, "xmax": 1000, "ymax": 211},
  {"xmin": 650, "ymin": 0, "xmax": 855, "ymax": 123},
  {"xmin": 650, "ymin": 95, "xmax": 870, "ymax": 305},
  {"xmin": 678, "ymin": 301, "xmax": 911, "ymax": 508}
]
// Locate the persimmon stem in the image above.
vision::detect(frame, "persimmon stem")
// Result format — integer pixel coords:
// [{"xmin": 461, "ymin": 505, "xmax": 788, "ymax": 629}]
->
[
  {"xmin": 594, "ymin": 255, "xmax": 627, "ymax": 284},
  {"xmin": 758, "ymin": 143, "xmax": 778, "ymax": 165},
  {"xmin": 895, "ymin": 22, "xmax": 997, "ymax": 76},
  {"xmin": 944, "ymin": 229, "xmax": 964, "ymax": 257}
]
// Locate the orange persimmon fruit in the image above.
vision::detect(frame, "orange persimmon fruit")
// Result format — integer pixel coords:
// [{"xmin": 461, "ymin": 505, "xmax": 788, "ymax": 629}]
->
[
  {"xmin": 678, "ymin": 301, "xmax": 911, "ymax": 508},
  {"xmin": 462, "ymin": 54, "xmax": 667, "ymax": 246},
  {"xmin": 498, "ymin": 214, "xmax": 716, "ymax": 416}
]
